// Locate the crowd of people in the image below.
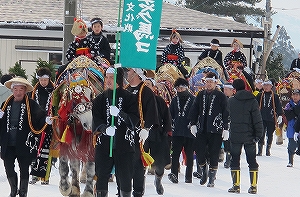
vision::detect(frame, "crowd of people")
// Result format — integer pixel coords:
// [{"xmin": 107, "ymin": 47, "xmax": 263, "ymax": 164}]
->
[{"xmin": 1, "ymin": 19, "xmax": 300, "ymax": 197}]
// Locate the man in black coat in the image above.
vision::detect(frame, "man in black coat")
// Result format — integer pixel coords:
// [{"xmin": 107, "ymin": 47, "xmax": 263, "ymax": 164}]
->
[
  {"xmin": 0, "ymin": 77, "xmax": 50, "ymax": 197},
  {"xmin": 125, "ymin": 68, "xmax": 159, "ymax": 197},
  {"xmin": 227, "ymin": 78, "xmax": 263, "ymax": 194},
  {"xmin": 290, "ymin": 52, "xmax": 300, "ymax": 70},
  {"xmin": 256, "ymin": 80, "xmax": 283, "ymax": 156},
  {"xmin": 189, "ymin": 72, "xmax": 229, "ymax": 187}
]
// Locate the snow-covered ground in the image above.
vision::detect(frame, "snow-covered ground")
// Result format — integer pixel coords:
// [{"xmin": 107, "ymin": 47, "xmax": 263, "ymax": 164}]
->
[{"xmin": 0, "ymin": 135, "xmax": 299, "ymax": 197}]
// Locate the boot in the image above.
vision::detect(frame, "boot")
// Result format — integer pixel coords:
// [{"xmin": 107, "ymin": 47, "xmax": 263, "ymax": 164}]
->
[
  {"xmin": 248, "ymin": 169, "xmax": 258, "ymax": 194},
  {"xmin": 287, "ymin": 152, "xmax": 294, "ymax": 167},
  {"xmin": 257, "ymin": 144, "xmax": 262, "ymax": 156},
  {"xmin": 199, "ymin": 163, "xmax": 208, "ymax": 185},
  {"xmin": 28, "ymin": 175, "xmax": 38, "ymax": 184},
  {"xmin": 8, "ymin": 175, "xmax": 18, "ymax": 197},
  {"xmin": 154, "ymin": 173, "xmax": 164, "ymax": 195},
  {"xmin": 132, "ymin": 191, "xmax": 143, "ymax": 197},
  {"xmin": 18, "ymin": 179, "xmax": 29, "ymax": 197},
  {"xmin": 167, "ymin": 173, "xmax": 178, "ymax": 183},
  {"xmin": 224, "ymin": 152, "xmax": 231, "ymax": 168},
  {"xmin": 266, "ymin": 145, "xmax": 271, "ymax": 156},
  {"xmin": 120, "ymin": 190, "xmax": 131, "ymax": 197},
  {"xmin": 228, "ymin": 169, "xmax": 240, "ymax": 193},
  {"xmin": 96, "ymin": 190, "xmax": 108, "ymax": 197},
  {"xmin": 207, "ymin": 168, "xmax": 217, "ymax": 187}
]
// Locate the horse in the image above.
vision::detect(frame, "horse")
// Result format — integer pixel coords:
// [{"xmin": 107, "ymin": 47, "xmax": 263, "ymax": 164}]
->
[
  {"xmin": 154, "ymin": 63, "xmax": 184, "ymax": 105},
  {"xmin": 226, "ymin": 61, "xmax": 254, "ymax": 92},
  {"xmin": 275, "ymin": 70, "xmax": 300, "ymax": 145},
  {"xmin": 189, "ymin": 57, "xmax": 226, "ymax": 94},
  {"xmin": 51, "ymin": 55, "xmax": 105, "ymax": 197}
]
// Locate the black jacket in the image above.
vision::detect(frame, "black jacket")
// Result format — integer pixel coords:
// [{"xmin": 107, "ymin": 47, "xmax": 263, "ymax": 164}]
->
[
  {"xmin": 189, "ymin": 89, "xmax": 229, "ymax": 134},
  {"xmin": 0, "ymin": 96, "xmax": 46, "ymax": 159},
  {"xmin": 228, "ymin": 90, "xmax": 263, "ymax": 144}
]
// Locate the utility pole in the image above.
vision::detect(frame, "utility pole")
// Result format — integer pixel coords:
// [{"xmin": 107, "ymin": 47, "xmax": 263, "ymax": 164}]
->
[
  {"xmin": 260, "ymin": 0, "xmax": 272, "ymax": 79},
  {"xmin": 63, "ymin": 0, "xmax": 77, "ymax": 64}
]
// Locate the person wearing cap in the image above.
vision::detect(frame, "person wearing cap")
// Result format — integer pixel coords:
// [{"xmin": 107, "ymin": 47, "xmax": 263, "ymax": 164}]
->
[
  {"xmin": 256, "ymin": 79, "xmax": 283, "ymax": 156},
  {"xmin": 188, "ymin": 72, "xmax": 229, "ymax": 187},
  {"xmin": 0, "ymin": 74, "xmax": 13, "ymax": 104},
  {"xmin": 253, "ymin": 78, "xmax": 263, "ymax": 96},
  {"xmin": 223, "ymin": 38, "xmax": 255, "ymax": 91},
  {"xmin": 66, "ymin": 18, "xmax": 91, "ymax": 62},
  {"xmin": 290, "ymin": 52, "xmax": 300, "ymax": 70},
  {"xmin": 198, "ymin": 39, "xmax": 228, "ymax": 79},
  {"xmin": 144, "ymin": 77, "xmax": 172, "ymax": 195},
  {"xmin": 125, "ymin": 68, "xmax": 159, "ymax": 197},
  {"xmin": 199, "ymin": 39, "xmax": 223, "ymax": 66},
  {"xmin": 222, "ymin": 83, "xmax": 236, "ymax": 169},
  {"xmin": 227, "ymin": 78, "xmax": 263, "ymax": 194},
  {"xmin": 87, "ymin": 17, "xmax": 111, "ymax": 63},
  {"xmin": 160, "ymin": 29, "xmax": 189, "ymax": 78},
  {"xmin": 0, "ymin": 77, "xmax": 52, "ymax": 197},
  {"xmin": 92, "ymin": 67, "xmax": 139, "ymax": 197},
  {"xmin": 224, "ymin": 38, "xmax": 247, "ymax": 69},
  {"xmin": 283, "ymin": 89, "xmax": 300, "ymax": 167},
  {"xmin": 29, "ymin": 67, "xmax": 55, "ymax": 185},
  {"xmin": 168, "ymin": 78, "xmax": 195, "ymax": 184}
]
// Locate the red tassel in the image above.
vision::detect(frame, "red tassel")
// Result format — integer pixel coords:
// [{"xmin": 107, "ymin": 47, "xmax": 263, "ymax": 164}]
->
[{"xmin": 37, "ymin": 131, "xmax": 46, "ymax": 156}]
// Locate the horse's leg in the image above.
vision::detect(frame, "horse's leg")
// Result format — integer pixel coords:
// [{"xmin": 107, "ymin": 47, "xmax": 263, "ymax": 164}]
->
[
  {"xmin": 69, "ymin": 159, "xmax": 81, "ymax": 197},
  {"xmin": 59, "ymin": 156, "xmax": 72, "ymax": 196},
  {"xmin": 80, "ymin": 161, "xmax": 95, "ymax": 197},
  {"xmin": 80, "ymin": 161, "xmax": 87, "ymax": 184}
]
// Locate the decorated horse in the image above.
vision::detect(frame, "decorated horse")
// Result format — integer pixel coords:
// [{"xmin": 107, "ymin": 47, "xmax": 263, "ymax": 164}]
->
[
  {"xmin": 275, "ymin": 69, "xmax": 300, "ymax": 145},
  {"xmin": 226, "ymin": 60, "xmax": 254, "ymax": 92},
  {"xmin": 189, "ymin": 57, "xmax": 226, "ymax": 94},
  {"xmin": 51, "ymin": 55, "xmax": 105, "ymax": 197},
  {"xmin": 154, "ymin": 63, "xmax": 185, "ymax": 105}
]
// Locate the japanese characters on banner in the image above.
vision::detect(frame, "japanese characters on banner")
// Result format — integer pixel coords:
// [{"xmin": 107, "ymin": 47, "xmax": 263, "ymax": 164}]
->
[{"xmin": 120, "ymin": 0, "xmax": 163, "ymax": 70}]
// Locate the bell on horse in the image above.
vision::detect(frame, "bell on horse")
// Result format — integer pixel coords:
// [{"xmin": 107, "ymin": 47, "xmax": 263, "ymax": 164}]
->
[{"xmin": 51, "ymin": 56, "xmax": 104, "ymax": 197}]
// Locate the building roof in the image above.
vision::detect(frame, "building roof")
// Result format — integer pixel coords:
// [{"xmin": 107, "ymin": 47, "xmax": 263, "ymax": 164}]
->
[{"xmin": 0, "ymin": 0, "xmax": 263, "ymax": 35}]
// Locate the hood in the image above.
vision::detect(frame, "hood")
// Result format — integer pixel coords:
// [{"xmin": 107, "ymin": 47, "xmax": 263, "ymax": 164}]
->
[{"xmin": 233, "ymin": 90, "xmax": 255, "ymax": 101}]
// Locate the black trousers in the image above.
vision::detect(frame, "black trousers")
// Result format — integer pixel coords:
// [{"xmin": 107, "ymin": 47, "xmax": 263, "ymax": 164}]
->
[
  {"xmin": 259, "ymin": 120, "xmax": 275, "ymax": 146},
  {"xmin": 95, "ymin": 146, "xmax": 134, "ymax": 192},
  {"xmin": 194, "ymin": 132, "xmax": 223, "ymax": 168},
  {"xmin": 3, "ymin": 146, "xmax": 32, "ymax": 179},
  {"xmin": 230, "ymin": 142, "xmax": 259, "ymax": 170},
  {"xmin": 146, "ymin": 136, "xmax": 169, "ymax": 176},
  {"xmin": 171, "ymin": 136, "xmax": 194, "ymax": 179},
  {"xmin": 133, "ymin": 142, "xmax": 146, "ymax": 194}
]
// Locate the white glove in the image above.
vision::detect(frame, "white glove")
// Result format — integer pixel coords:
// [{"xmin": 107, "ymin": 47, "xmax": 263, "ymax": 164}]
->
[
  {"xmin": 0, "ymin": 109, "xmax": 4, "ymax": 119},
  {"xmin": 109, "ymin": 106, "xmax": 120, "ymax": 117},
  {"xmin": 190, "ymin": 125, "xmax": 197, "ymax": 137},
  {"xmin": 277, "ymin": 116, "xmax": 283, "ymax": 124},
  {"xmin": 294, "ymin": 132, "xmax": 299, "ymax": 141},
  {"xmin": 45, "ymin": 116, "xmax": 53, "ymax": 125},
  {"xmin": 222, "ymin": 130, "xmax": 230, "ymax": 141},
  {"xmin": 106, "ymin": 126, "xmax": 116, "ymax": 136},
  {"xmin": 139, "ymin": 129, "xmax": 149, "ymax": 144}
]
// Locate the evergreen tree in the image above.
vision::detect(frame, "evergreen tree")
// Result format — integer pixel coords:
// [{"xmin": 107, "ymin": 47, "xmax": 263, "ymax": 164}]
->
[
  {"xmin": 265, "ymin": 51, "xmax": 288, "ymax": 81},
  {"xmin": 8, "ymin": 62, "xmax": 27, "ymax": 79},
  {"xmin": 176, "ymin": 0, "xmax": 264, "ymax": 23},
  {"xmin": 31, "ymin": 58, "xmax": 56, "ymax": 86},
  {"xmin": 272, "ymin": 26, "xmax": 297, "ymax": 69}
]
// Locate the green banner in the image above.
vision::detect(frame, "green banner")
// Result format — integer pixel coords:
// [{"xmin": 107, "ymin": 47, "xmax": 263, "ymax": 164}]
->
[{"xmin": 120, "ymin": 0, "xmax": 162, "ymax": 70}]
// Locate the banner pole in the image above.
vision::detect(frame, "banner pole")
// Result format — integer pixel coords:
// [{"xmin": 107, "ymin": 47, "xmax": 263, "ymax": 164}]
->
[{"xmin": 109, "ymin": 0, "xmax": 123, "ymax": 157}]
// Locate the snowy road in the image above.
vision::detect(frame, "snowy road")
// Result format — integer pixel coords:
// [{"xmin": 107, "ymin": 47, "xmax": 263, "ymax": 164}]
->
[{"xmin": 0, "ymin": 136, "xmax": 299, "ymax": 197}]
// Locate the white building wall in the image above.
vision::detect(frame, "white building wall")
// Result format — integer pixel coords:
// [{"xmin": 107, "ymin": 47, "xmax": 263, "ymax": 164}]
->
[{"xmin": 0, "ymin": 38, "xmax": 62, "ymax": 80}]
